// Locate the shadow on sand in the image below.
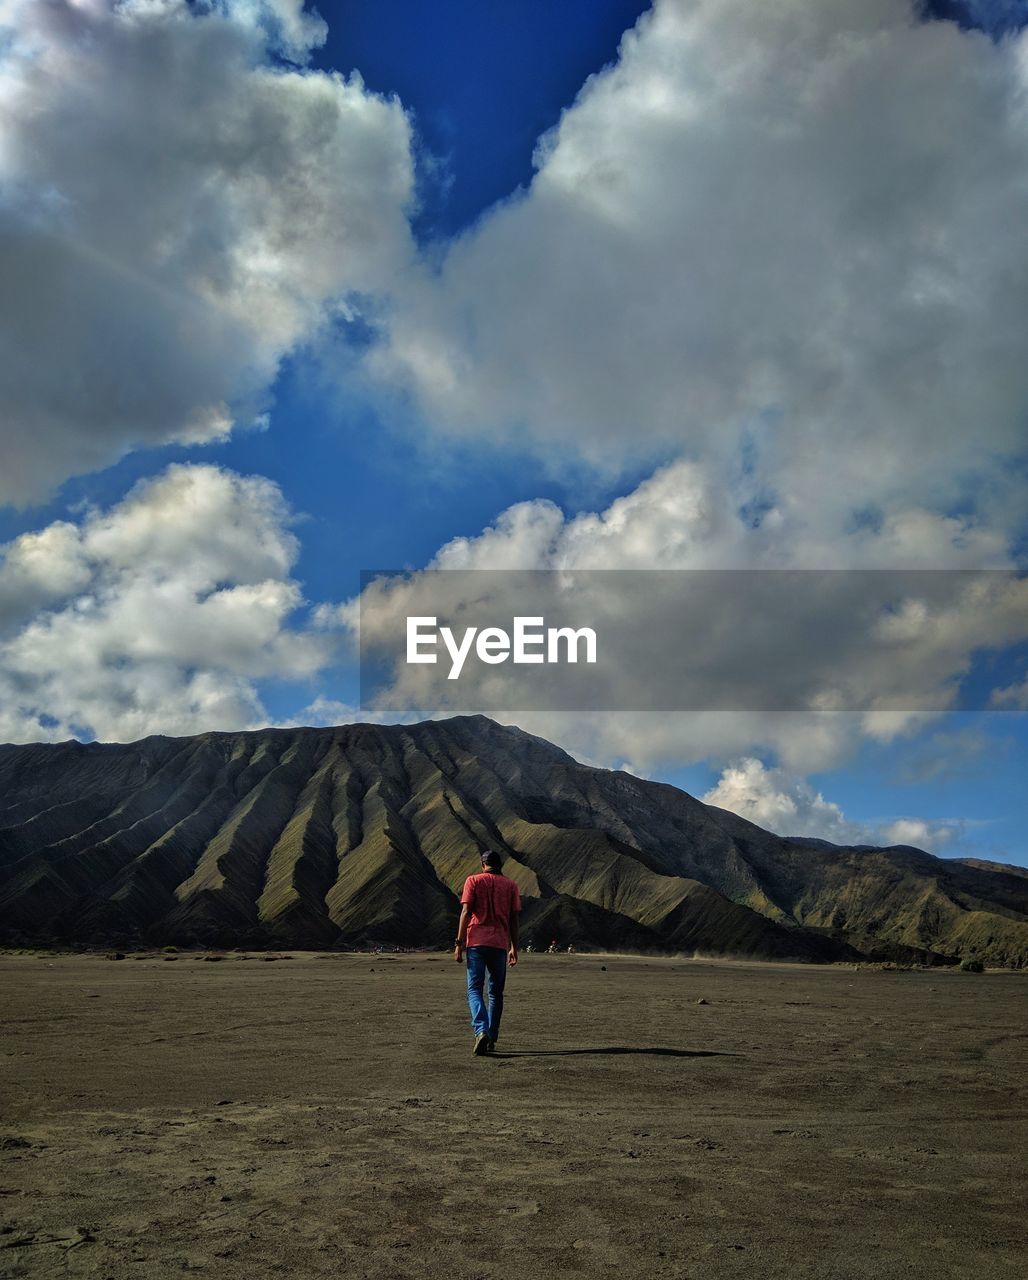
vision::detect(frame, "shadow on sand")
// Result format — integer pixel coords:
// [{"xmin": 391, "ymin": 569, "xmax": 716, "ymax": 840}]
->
[{"xmin": 492, "ymin": 1046, "xmax": 737, "ymax": 1059}]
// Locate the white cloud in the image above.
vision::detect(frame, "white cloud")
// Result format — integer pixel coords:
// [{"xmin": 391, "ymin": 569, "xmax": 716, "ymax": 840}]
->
[
  {"xmin": 1, "ymin": 0, "xmax": 1021, "ymax": 832},
  {"xmin": 0, "ymin": 0, "xmax": 415, "ymax": 502},
  {"xmin": 702, "ymin": 756, "xmax": 968, "ymax": 851},
  {"xmin": 351, "ymin": 457, "xmax": 1028, "ymax": 773},
  {"xmin": 429, "ymin": 457, "xmax": 1013, "ymax": 572},
  {"xmin": 990, "ymin": 676, "xmax": 1028, "ymax": 709},
  {"xmin": 510, "ymin": 708, "xmax": 866, "ymax": 778},
  {"xmin": 349, "ymin": 0, "xmax": 1028, "ymax": 786},
  {"xmin": 879, "ymin": 816, "xmax": 964, "ymax": 849},
  {"xmin": 221, "ymin": 1, "xmax": 329, "ymax": 59},
  {"xmin": 0, "ymin": 464, "xmax": 341, "ymax": 742},
  {"xmin": 369, "ymin": 0, "xmax": 1028, "ymax": 551},
  {"xmin": 279, "ymin": 694, "xmax": 369, "ymax": 729},
  {"xmin": 702, "ymin": 757, "xmax": 861, "ymax": 842}
]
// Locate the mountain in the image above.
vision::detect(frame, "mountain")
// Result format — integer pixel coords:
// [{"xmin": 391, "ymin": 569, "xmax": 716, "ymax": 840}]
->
[{"xmin": 0, "ymin": 716, "xmax": 1024, "ymax": 966}]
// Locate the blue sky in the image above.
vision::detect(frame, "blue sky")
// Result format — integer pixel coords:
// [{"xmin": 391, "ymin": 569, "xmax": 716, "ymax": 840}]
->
[
  {"xmin": 0, "ymin": 0, "xmax": 1025, "ymax": 864},
  {"xmin": 312, "ymin": 0, "xmax": 654, "ymax": 241}
]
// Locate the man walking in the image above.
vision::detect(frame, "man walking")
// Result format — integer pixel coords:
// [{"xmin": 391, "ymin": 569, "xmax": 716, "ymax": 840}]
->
[{"xmin": 454, "ymin": 850, "xmax": 521, "ymax": 1056}]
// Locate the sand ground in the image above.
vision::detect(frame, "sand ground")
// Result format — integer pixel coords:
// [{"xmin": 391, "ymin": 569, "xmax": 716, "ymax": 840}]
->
[{"xmin": 0, "ymin": 951, "xmax": 1024, "ymax": 1279}]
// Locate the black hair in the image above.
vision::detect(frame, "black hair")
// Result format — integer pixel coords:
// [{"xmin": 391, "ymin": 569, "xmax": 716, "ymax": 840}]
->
[{"xmin": 480, "ymin": 850, "xmax": 502, "ymax": 870}]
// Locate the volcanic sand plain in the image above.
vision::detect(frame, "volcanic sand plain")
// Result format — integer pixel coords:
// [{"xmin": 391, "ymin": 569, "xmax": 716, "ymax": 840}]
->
[{"xmin": 0, "ymin": 951, "xmax": 1024, "ymax": 1280}]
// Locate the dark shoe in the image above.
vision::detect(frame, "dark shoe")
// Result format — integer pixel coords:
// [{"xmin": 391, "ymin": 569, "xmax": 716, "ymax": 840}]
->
[
  {"xmin": 486, "ymin": 1039, "xmax": 496, "ymax": 1053},
  {"xmin": 473, "ymin": 1033, "xmax": 489, "ymax": 1056}
]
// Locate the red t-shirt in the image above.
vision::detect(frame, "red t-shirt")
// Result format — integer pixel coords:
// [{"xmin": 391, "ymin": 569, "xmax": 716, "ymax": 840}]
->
[{"xmin": 461, "ymin": 872, "xmax": 521, "ymax": 949}]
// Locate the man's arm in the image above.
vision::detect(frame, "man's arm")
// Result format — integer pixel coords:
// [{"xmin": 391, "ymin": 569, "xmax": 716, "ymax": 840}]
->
[
  {"xmin": 508, "ymin": 909, "xmax": 519, "ymax": 966},
  {"xmin": 454, "ymin": 902, "xmax": 471, "ymax": 963}
]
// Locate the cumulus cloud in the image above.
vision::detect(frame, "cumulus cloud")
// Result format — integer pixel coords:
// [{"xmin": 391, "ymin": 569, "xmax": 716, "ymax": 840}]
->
[
  {"xmin": 702, "ymin": 758, "xmax": 862, "ymax": 842},
  {"xmin": 2, "ymin": 0, "xmax": 1021, "ymax": 835},
  {"xmin": 0, "ymin": 464, "xmax": 340, "ymax": 742},
  {"xmin": 351, "ymin": 458, "xmax": 1028, "ymax": 772},
  {"xmin": 426, "ymin": 458, "xmax": 1014, "ymax": 572},
  {"xmin": 0, "ymin": 0, "xmax": 415, "ymax": 502},
  {"xmin": 280, "ymin": 694, "xmax": 369, "ymax": 729},
  {"xmin": 878, "ymin": 815, "xmax": 965, "ymax": 849},
  {"xmin": 702, "ymin": 756, "xmax": 967, "ymax": 851},
  {"xmin": 347, "ymin": 0, "xmax": 1028, "ymax": 792},
  {"xmin": 369, "ymin": 0, "xmax": 1028, "ymax": 550},
  {"xmin": 990, "ymin": 675, "xmax": 1028, "ymax": 709}
]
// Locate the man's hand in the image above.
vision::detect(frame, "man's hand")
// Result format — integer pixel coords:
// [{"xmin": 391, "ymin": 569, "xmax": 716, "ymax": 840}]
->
[
  {"xmin": 455, "ymin": 902, "xmax": 471, "ymax": 964},
  {"xmin": 508, "ymin": 946, "xmax": 518, "ymax": 967}
]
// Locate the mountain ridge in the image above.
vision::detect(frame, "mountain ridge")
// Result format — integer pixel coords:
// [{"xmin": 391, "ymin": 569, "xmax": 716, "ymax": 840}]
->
[{"xmin": 1, "ymin": 716, "xmax": 1024, "ymax": 966}]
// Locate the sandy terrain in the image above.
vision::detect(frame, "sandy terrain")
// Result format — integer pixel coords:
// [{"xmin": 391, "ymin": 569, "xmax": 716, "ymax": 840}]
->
[{"xmin": 1, "ymin": 951, "xmax": 1024, "ymax": 1279}]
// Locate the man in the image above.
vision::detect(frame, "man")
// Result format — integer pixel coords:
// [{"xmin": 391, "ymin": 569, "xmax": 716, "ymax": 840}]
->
[{"xmin": 454, "ymin": 850, "xmax": 521, "ymax": 1056}]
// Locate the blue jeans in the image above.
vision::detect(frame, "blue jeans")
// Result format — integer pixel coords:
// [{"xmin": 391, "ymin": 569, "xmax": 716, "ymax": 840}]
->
[{"xmin": 466, "ymin": 946, "xmax": 507, "ymax": 1043}]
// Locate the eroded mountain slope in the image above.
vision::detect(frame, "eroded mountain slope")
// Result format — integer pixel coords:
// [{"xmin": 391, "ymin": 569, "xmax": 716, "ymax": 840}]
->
[{"xmin": 0, "ymin": 717, "xmax": 1022, "ymax": 965}]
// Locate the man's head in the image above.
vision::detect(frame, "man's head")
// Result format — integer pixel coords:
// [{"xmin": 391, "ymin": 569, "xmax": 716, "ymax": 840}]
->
[{"xmin": 480, "ymin": 850, "xmax": 502, "ymax": 872}]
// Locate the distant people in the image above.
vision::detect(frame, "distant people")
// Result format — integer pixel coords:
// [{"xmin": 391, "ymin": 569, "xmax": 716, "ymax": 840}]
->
[
  {"xmin": 567, "ymin": 944, "xmax": 574, "ymax": 955},
  {"xmin": 547, "ymin": 939, "xmax": 558, "ymax": 954},
  {"xmin": 454, "ymin": 851, "xmax": 521, "ymax": 1056}
]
